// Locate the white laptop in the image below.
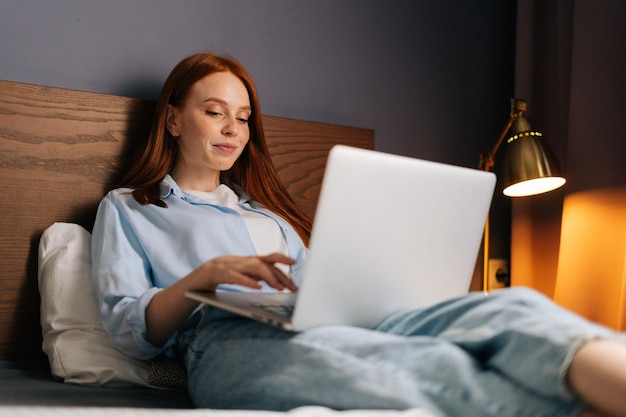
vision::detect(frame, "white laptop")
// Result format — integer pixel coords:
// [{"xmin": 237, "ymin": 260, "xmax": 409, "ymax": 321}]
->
[{"xmin": 185, "ymin": 145, "xmax": 496, "ymax": 331}]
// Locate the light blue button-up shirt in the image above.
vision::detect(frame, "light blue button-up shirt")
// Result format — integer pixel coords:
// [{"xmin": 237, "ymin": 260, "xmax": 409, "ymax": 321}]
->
[{"xmin": 91, "ymin": 175, "xmax": 308, "ymax": 359}]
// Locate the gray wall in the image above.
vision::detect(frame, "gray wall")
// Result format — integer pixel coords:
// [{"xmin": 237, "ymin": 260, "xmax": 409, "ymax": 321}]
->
[{"xmin": 0, "ymin": 0, "xmax": 516, "ymax": 169}]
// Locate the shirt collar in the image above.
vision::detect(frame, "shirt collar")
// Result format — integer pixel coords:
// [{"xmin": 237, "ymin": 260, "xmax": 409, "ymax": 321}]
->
[
  {"xmin": 160, "ymin": 174, "xmax": 184, "ymax": 200},
  {"xmin": 159, "ymin": 174, "xmax": 253, "ymax": 204}
]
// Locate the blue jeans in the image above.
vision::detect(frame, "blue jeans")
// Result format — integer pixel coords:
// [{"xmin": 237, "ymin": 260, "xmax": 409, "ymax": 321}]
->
[{"xmin": 178, "ymin": 287, "xmax": 623, "ymax": 416}]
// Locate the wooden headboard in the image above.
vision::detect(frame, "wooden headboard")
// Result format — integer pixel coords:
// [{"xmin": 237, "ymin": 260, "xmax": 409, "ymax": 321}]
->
[{"xmin": 0, "ymin": 80, "xmax": 374, "ymax": 362}]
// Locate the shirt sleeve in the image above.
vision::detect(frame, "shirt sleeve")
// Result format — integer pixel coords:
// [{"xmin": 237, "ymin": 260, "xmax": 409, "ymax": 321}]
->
[{"xmin": 91, "ymin": 191, "xmax": 175, "ymax": 360}]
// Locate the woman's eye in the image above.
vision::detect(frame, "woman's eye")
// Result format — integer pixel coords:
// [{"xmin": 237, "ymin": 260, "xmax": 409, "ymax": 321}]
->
[
  {"xmin": 237, "ymin": 117, "xmax": 249, "ymax": 124},
  {"xmin": 205, "ymin": 108, "xmax": 225, "ymax": 117}
]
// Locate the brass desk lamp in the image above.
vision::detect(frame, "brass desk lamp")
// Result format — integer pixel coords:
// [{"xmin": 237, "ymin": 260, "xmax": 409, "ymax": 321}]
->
[{"xmin": 479, "ymin": 98, "xmax": 566, "ymax": 292}]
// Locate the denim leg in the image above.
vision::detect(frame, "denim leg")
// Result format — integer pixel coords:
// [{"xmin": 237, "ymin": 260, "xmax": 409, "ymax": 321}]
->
[
  {"xmin": 378, "ymin": 287, "xmax": 624, "ymax": 402},
  {"xmin": 180, "ymin": 293, "xmax": 612, "ymax": 416}
]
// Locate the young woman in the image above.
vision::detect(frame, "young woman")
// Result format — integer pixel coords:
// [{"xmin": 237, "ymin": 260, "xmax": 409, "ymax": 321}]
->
[{"xmin": 91, "ymin": 52, "xmax": 626, "ymax": 417}]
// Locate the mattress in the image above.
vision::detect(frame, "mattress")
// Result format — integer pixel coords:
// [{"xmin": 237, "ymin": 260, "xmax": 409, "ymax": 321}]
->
[
  {"xmin": 0, "ymin": 361, "xmax": 192, "ymax": 408},
  {"xmin": 0, "ymin": 407, "xmax": 433, "ymax": 417},
  {"xmin": 0, "ymin": 362, "xmax": 436, "ymax": 417}
]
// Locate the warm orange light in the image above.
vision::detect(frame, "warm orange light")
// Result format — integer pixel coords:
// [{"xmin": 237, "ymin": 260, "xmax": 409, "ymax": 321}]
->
[{"xmin": 554, "ymin": 187, "xmax": 626, "ymax": 330}]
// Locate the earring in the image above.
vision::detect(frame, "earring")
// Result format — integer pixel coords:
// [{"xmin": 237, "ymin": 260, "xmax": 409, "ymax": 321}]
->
[{"xmin": 172, "ymin": 131, "xmax": 180, "ymax": 137}]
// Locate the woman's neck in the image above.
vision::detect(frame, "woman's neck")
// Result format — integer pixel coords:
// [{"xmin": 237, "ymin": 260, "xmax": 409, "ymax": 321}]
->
[{"xmin": 170, "ymin": 166, "xmax": 221, "ymax": 192}]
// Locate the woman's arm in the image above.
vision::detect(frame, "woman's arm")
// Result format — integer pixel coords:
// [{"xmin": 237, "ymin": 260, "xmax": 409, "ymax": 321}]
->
[{"xmin": 145, "ymin": 253, "xmax": 297, "ymax": 347}]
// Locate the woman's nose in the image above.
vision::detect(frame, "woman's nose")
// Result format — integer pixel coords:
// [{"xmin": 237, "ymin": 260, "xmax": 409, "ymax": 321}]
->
[{"xmin": 222, "ymin": 115, "xmax": 239, "ymax": 136}]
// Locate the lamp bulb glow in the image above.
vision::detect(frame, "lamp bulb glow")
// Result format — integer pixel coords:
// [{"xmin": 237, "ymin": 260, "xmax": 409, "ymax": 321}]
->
[{"xmin": 503, "ymin": 177, "xmax": 566, "ymax": 197}]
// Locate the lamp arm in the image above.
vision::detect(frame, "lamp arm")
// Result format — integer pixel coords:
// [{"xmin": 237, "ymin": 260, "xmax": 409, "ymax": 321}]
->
[{"xmin": 479, "ymin": 112, "xmax": 519, "ymax": 172}]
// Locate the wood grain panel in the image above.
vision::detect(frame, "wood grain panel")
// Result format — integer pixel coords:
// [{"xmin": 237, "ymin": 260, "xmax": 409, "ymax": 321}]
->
[{"xmin": 0, "ymin": 80, "xmax": 374, "ymax": 361}]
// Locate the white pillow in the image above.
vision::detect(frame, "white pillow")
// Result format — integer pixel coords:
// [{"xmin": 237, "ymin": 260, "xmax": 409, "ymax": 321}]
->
[{"xmin": 38, "ymin": 222, "xmax": 154, "ymax": 388}]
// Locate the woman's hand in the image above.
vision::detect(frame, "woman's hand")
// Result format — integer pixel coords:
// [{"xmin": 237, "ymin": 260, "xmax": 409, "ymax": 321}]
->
[
  {"xmin": 145, "ymin": 253, "xmax": 296, "ymax": 347},
  {"xmin": 197, "ymin": 253, "xmax": 298, "ymax": 292}
]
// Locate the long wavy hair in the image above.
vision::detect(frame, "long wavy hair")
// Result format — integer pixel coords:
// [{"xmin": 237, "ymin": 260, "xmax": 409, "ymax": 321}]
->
[{"xmin": 121, "ymin": 52, "xmax": 312, "ymax": 246}]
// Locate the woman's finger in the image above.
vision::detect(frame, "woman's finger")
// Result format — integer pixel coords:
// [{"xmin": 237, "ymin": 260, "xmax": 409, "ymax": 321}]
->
[
  {"xmin": 238, "ymin": 255, "xmax": 297, "ymax": 292},
  {"xmin": 259, "ymin": 253, "xmax": 296, "ymax": 264},
  {"xmin": 257, "ymin": 254, "xmax": 298, "ymax": 291}
]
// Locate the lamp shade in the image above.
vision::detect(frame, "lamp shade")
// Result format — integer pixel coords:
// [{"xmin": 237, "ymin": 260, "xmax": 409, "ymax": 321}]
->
[{"xmin": 502, "ymin": 116, "xmax": 566, "ymax": 197}]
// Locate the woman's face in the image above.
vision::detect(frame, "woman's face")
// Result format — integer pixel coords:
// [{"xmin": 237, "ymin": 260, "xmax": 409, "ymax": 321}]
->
[{"xmin": 167, "ymin": 71, "xmax": 251, "ymax": 188}]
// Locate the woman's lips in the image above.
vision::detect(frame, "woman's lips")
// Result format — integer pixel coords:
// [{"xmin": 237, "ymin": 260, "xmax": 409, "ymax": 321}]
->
[{"xmin": 214, "ymin": 143, "xmax": 237, "ymax": 154}]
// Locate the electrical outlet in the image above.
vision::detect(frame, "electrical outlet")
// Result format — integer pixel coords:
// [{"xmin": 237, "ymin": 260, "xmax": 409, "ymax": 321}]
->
[{"xmin": 488, "ymin": 258, "xmax": 509, "ymax": 290}]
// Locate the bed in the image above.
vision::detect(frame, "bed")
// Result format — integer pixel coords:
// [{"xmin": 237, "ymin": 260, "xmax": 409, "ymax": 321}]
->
[{"xmin": 0, "ymin": 80, "xmax": 435, "ymax": 416}]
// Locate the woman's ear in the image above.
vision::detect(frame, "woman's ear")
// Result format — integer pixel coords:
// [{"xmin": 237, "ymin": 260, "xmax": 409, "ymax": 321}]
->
[{"xmin": 165, "ymin": 104, "xmax": 180, "ymax": 137}]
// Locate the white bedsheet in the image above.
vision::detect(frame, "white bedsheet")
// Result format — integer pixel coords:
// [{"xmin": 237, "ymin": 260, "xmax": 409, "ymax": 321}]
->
[{"xmin": 0, "ymin": 407, "xmax": 436, "ymax": 417}]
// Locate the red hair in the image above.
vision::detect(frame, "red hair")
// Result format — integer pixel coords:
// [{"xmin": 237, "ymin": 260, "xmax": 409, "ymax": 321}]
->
[{"xmin": 121, "ymin": 53, "xmax": 312, "ymax": 246}]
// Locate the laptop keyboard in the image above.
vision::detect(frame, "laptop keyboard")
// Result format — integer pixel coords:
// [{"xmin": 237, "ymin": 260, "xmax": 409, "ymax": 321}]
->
[{"xmin": 253, "ymin": 303, "xmax": 294, "ymax": 317}]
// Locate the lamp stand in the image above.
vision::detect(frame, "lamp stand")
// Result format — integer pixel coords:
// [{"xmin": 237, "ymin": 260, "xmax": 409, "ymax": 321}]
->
[{"xmin": 482, "ymin": 214, "xmax": 491, "ymax": 293}]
